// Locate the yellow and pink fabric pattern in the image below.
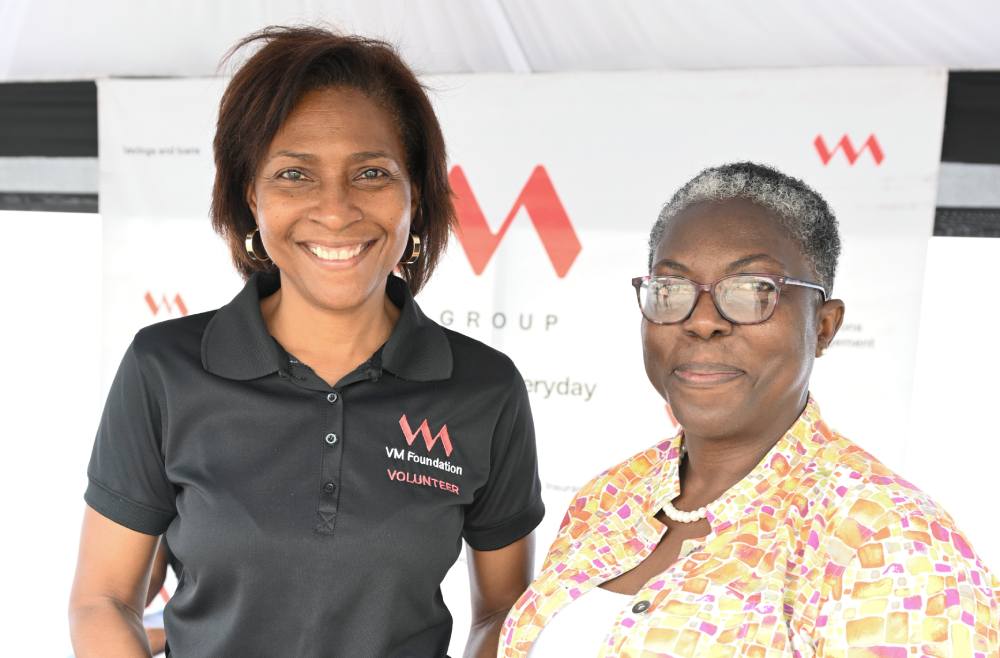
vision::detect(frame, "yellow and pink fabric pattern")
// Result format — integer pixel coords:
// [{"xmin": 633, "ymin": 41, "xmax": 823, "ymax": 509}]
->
[{"xmin": 501, "ymin": 400, "xmax": 1000, "ymax": 657}]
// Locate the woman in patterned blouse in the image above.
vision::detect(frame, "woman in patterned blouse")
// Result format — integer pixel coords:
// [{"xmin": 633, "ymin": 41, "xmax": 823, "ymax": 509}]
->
[{"xmin": 501, "ymin": 162, "xmax": 1000, "ymax": 657}]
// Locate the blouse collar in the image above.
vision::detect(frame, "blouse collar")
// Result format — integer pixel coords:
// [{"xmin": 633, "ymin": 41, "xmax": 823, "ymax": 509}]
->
[{"xmin": 646, "ymin": 397, "xmax": 832, "ymax": 535}]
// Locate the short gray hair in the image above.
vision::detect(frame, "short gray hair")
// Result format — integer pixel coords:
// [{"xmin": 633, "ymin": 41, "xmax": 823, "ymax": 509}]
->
[{"xmin": 648, "ymin": 162, "xmax": 841, "ymax": 293}]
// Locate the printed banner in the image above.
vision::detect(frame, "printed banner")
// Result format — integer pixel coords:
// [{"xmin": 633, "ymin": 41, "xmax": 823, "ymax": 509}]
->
[{"xmin": 97, "ymin": 69, "xmax": 947, "ymax": 653}]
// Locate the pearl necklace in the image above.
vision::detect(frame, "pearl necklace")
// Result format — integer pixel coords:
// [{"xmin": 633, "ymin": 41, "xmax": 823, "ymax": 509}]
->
[
  {"xmin": 662, "ymin": 499, "xmax": 709, "ymax": 524},
  {"xmin": 662, "ymin": 445, "xmax": 714, "ymax": 524}
]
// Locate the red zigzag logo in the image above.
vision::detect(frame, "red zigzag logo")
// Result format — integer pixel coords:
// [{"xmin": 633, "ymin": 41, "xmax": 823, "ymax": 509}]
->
[
  {"xmin": 814, "ymin": 134, "xmax": 884, "ymax": 166},
  {"xmin": 399, "ymin": 414, "xmax": 453, "ymax": 457},
  {"xmin": 145, "ymin": 292, "xmax": 188, "ymax": 316},
  {"xmin": 449, "ymin": 165, "xmax": 582, "ymax": 278}
]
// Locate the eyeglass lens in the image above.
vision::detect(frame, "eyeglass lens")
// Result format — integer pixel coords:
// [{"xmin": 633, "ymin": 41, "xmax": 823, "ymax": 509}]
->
[{"xmin": 639, "ymin": 275, "xmax": 780, "ymax": 324}]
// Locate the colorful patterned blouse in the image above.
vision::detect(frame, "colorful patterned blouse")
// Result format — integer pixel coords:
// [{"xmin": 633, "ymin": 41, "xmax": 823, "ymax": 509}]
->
[{"xmin": 501, "ymin": 400, "xmax": 1000, "ymax": 657}]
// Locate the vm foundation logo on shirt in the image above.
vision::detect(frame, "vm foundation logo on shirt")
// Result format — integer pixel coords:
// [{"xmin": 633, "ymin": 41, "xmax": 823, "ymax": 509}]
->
[
  {"xmin": 385, "ymin": 414, "xmax": 463, "ymax": 496},
  {"xmin": 399, "ymin": 414, "xmax": 453, "ymax": 457}
]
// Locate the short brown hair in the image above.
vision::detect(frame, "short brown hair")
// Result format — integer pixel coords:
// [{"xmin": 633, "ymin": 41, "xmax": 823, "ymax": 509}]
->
[{"xmin": 211, "ymin": 25, "xmax": 454, "ymax": 294}]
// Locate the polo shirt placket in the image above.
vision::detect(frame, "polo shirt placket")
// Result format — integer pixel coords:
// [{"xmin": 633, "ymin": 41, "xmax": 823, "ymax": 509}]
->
[{"xmin": 281, "ymin": 352, "xmax": 378, "ymax": 536}]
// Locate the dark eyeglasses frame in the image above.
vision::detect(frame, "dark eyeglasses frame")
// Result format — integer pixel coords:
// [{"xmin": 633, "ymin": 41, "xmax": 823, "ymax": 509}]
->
[{"xmin": 631, "ymin": 273, "xmax": 828, "ymax": 325}]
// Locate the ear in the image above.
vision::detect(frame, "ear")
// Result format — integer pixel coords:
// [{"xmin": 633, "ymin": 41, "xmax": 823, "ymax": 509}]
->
[
  {"xmin": 246, "ymin": 181, "xmax": 258, "ymax": 220},
  {"xmin": 409, "ymin": 184, "xmax": 421, "ymax": 229},
  {"xmin": 815, "ymin": 298, "xmax": 845, "ymax": 357}
]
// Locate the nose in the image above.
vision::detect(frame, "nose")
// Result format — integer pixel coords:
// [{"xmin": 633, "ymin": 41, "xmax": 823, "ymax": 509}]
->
[
  {"xmin": 681, "ymin": 288, "xmax": 732, "ymax": 340},
  {"xmin": 309, "ymin": 179, "xmax": 363, "ymax": 228}
]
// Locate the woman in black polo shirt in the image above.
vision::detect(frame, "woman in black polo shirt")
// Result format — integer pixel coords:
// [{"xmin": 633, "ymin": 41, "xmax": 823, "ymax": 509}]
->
[{"xmin": 69, "ymin": 27, "xmax": 544, "ymax": 658}]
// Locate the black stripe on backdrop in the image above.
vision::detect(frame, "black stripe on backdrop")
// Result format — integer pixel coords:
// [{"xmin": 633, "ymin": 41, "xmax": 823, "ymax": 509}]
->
[
  {"xmin": 0, "ymin": 191, "xmax": 97, "ymax": 214},
  {"xmin": 942, "ymin": 72, "xmax": 1000, "ymax": 166},
  {"xmin": 0, "ymin": 81, "xmax": 96, "ymax": 157},
  {"xmin": 934, "ymin": 208, "xmax": 1000, "ymax": 238}
]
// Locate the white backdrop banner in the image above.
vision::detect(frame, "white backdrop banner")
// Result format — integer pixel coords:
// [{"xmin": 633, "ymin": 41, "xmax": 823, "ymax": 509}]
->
[{"xmin": 97, "ymin": 68, "xmax": 947, "ymax": 654}]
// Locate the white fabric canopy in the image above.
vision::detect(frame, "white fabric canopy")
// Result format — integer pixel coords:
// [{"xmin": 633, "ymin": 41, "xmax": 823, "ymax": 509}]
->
[{"xmin": 2, "ymin": 0, "xmax": 999, "ymax": 80}]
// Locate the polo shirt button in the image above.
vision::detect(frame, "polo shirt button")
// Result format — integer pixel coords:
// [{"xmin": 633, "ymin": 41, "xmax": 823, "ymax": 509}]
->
[
  {"xmin": 327, "ymin": 392, "xmax": 338, "ymax": 403},
  {"xmin": 632, "ymin": 600, "xmax": 651, "ymax": 614},
  {"xmin": 323, "ymin": 482, "xmax": 337, "ymax": 494},
  {"xmin": 325, "ymin": 433, "xmax": 338, "ymax": 445}
]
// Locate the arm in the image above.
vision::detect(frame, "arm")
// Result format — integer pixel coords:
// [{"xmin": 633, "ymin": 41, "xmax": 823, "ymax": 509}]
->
[
  {"xmin": 145, "ymin": 539, "xmax": 169, "ymax": 607},
  {"xmin": 464, "ymin": 533, "xmax": 535, "ymax": 658},
  {"xmin": 145, "ymin": 628, "xmax": 167, "ymax": 658},
  {"xmin": 144, "ymin": 541, "xmax": 170, "ymax": 655},
  {"xmin": 73, "ymin": 338, "xmax": 176, "ymax": 656},
  {"xmin": 69, "ymin": 506, "xmax": 159, "ymax": 658},
  {"xmin": 463, "ymin": 368, "xmax": 544, "ymax": 656}
]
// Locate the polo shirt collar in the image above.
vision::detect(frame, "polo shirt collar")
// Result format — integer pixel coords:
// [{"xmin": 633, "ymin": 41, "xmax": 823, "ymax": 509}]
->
[
  {"xmin": 202, "ymin": 272, "xmax": 452, "ymax": 382},
  {"xmin": 201, "ymin": 272, "xmax": 285, "ymax": 380},
  {"xmin": 648, "ymin": 397, "xmax": 830, "ymax": 535},
  {"xmin": 380, "ymin": 274, "xmax": 453, "ymax": 382}
]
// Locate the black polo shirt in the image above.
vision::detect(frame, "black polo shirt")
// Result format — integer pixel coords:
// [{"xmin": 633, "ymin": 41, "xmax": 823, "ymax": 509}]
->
[{"xmin": 85, "ymin": 272, "xmax": 544, "ymax": 658}]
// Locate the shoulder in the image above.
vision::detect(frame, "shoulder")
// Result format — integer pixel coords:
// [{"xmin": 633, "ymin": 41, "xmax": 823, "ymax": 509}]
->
[
  {"xmin": 813, "ymin": 435, "xmax": 1000, "ymax": 635},
  {"xmin": 130, "ymin": 310, "xmax": 217, "ymax": 368},
  {"xmin": 560, "ymin": 438, "xmax": 674, "ymax": 532},
  {"xmin": 811, "ymin": 431, "xmax": 995, "ymax": 581},
  {"xmin": 538, "ymin": 438, "xmax": 673, "ymax": 569},
  {"xmin": 813, "ymin": 430, "xmax": 951, "ymax": 528},
  {"xmin": 442, "ymin": 327, "xmax": 517, "ymax": 374},
  {"xmin": 440, "ymin": 327, "xmax": 523, "ymax": 391}
]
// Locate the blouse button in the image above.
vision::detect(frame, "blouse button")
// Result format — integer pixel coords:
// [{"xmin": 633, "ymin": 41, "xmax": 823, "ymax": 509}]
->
[
  {"xmin": 327, "ymin": 392, "xmax": 338, "ymax": 403},
  {"xmin": 632, "ymin": 600, "xmax": 651, "ymax": 614},
  {"xmin": 325, "ymin": 433, "xmax": 338, "ymax": 445}
]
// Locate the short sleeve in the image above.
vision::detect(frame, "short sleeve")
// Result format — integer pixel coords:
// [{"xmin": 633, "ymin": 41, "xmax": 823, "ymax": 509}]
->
[
  {"xmin": 84, "ymin": 339, "xmax": 176, "ymax": 535},
  {"xmin": 462, "ymin": 368, "xmax": 544, "ymax": 551},
  {"xmin": 815, "ymin": 517, "xmax": 1000, "ymax": 656}
]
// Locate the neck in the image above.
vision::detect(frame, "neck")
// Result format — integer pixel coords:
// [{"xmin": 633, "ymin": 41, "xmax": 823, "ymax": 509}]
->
[
  {"xmin": 675, "ymin": 393, "xmax": 808, "ymax": 509},
  {"xmin": 260, "ymin": 277, "xmax": 400, "ymax": 379}
]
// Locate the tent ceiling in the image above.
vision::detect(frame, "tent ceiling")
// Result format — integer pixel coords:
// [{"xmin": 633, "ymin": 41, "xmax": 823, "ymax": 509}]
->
[{"xmin": 2, "ymin": 0, "xmax": 999, "ymax": 80}]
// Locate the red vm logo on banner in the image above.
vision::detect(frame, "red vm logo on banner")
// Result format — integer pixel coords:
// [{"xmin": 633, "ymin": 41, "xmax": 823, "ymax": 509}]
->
[
  {"xmin": 145, "ymin": 292, "xmax": 189, "ymax": 317},
  {"xmin": 449, "ymin": 165, "xmax": 582, "ymax": 278},
  {"xmin": 399, "ymin": 414, "xmax": 454, "ymax": 457},
  {"xmin": 814, "ymin": 134, "xmax": 884, "ymax": 166}
]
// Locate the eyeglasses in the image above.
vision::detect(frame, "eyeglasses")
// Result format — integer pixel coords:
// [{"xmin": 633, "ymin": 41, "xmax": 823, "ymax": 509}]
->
[{"xmin": 631, "ymin": 273, "xmax": 827, "ymax": 325}]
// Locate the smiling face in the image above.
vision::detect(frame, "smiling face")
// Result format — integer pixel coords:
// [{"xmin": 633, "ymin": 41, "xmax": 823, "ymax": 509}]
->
[
  {"xmin": 642, "ymin": 199, "xmax": 843, "ymax": 442},
  {"xmin": 247, "ymin": 86, "xmax": 415, "ymax": 313}
]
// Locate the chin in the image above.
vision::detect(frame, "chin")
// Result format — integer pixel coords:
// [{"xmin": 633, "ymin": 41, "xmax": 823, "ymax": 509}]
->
[
  {"xmin": 667, "ymin": 390, "xmax": 744, "ymax": 439},
  {"xmin": 296, "ymin": 277, "xmax": 374, "ymax": 312},
  {"xmin": 319, "ymin": 289, "xmax": 375, "ymax": 313}
]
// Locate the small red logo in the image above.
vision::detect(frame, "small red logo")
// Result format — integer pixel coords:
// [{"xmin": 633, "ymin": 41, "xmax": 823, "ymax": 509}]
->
[
  {"xmin": 814, "ymin": 134, "xmax": 884, "ymax": 166},
  {"xmin": 145, "ymin": 292, "xmax": 188, "ymax": 316},
  {"xmin": 399, "ymin": 414, "xmax": 453, "ymax": 457},
  {"xmin": 449, "ymin": 165, "xmax": 582, "ymax": 278}
]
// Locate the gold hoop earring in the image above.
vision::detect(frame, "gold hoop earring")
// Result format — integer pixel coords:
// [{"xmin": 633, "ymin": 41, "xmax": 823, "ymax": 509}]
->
[
  {"xmin": 245, "ymin": 228, "xmax": 271, "ymax": 263},
  {"xmin": 402, "ymin": 233, "xmax": 422, "ymax": 266}
]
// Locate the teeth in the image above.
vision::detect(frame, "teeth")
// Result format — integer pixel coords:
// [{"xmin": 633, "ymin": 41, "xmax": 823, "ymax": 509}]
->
[{"xmin": 308, "ymin": 242, "xmax": 366, "ymax": 261}]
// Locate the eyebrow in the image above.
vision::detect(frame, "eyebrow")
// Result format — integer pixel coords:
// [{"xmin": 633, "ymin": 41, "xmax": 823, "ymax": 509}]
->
[
  {"xmin": 266, "ymin": 150, "xmax": 399, "ymax": 164},
  {"xmin": 348, "ymin": 150, "xmax": 397, "ymax": 163},
  {"xmin": 652, "ymin": 253, "xmax": 787, "ymax": 274},
  {"xmin": 269, "ymin": 150, "xmax": 317, "ymax": 162},
  {"xmin": 725, "ymin": 253, "xmax": 787, "ymax": 272},
  {"xmin": 652, "ymin": 258, "xmax": 690, "ymax": 273}
]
